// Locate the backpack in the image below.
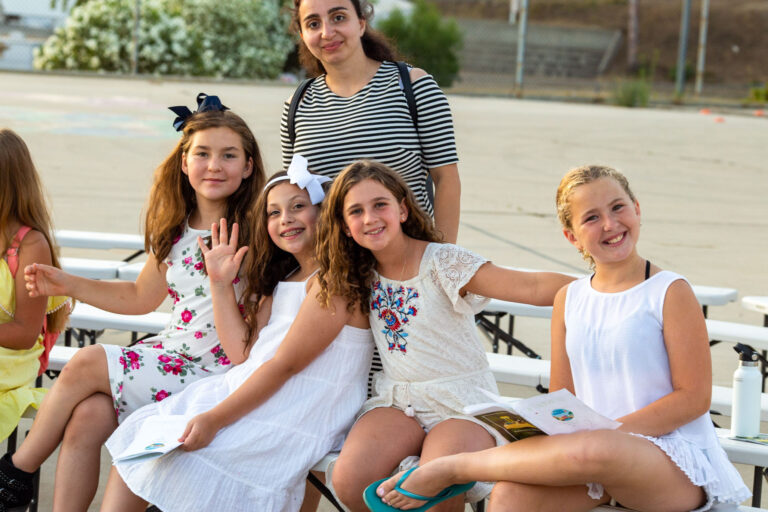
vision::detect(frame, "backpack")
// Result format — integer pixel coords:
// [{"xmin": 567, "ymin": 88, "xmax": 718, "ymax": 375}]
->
[{"xmin": 5, "ymin": 226, "xmax": 63, "ymax": 375}]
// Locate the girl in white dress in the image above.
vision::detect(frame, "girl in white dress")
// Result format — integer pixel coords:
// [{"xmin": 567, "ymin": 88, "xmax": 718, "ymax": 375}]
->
[
  {"xmin": 315, "ymin": 160, "xmax": 574, "ymax": 512},
  {"xmin": 371, "ymin": 165, "xmax": 750, "ymax": 512},
  {"xmin": 100, "ymin": 162, "xmax": 373, "ymax": 512},
  {"xmin": 0, "ymin": 93, "xmax": 266, "ymax": 512}
]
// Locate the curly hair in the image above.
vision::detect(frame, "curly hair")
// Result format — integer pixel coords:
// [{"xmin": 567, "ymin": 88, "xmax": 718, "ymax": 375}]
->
[
  {"xmin": 0, "ymin": 129, "xmax": 68, "ymax": 332},
  {"xmin": 291, "ymin": 0, "xmax": 399, "ymax": 77},
  {"xmin": 316, "ymin": 160, "xmax": 442, "ymax": 313},
  {"xmin": 144, "ymin": 109, "xmax": 266, "ymax": 264},
  {"xmin": 556, "ymin": 164, "xmax": 636, "ymax": 267}
]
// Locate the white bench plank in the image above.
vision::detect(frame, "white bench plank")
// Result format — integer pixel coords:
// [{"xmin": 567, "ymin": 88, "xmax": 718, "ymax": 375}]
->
[
  {"xmin": 116, "ymin": 262, "xmax": 144, "ymax": 281},
  {"xmin": 55, "ymin": 230, "xmax": 144, "ymax": 251},
  {"xmin": 69, "ymin": 303, "xmax": 169, "ymax": 334},
  {"xmin": 743, "ymin": 296, "xmax": 768, "ymax": 316},
  {"xmin": 61, "ymin": 257, "xmax": 122, "ymax": 280},
  {"xmin": 707, "ymin": 319, "xmax": 768, "ymax": 351}
]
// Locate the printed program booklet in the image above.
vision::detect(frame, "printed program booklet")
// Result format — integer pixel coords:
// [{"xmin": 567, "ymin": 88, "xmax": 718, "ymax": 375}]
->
[
  {"xmin": 729, "ymin": 433, "xmax": 768, "ymax": 446},
  {"xmin": 464, "ymin": 389, "xmax": 621, "ymax": 442},
  {"xmin": 114, "ymin": 415, "xmax": 190, "ymax": 463}
]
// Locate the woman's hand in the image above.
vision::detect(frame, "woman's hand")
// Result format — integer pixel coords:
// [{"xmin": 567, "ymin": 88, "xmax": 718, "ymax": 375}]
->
[
  {"xmin": 197, "ymin": 218, "xmax": 248, "ymax": 287},
  {"xmin": 24, "ymin": 262, "xmax": 70, "ymax": 297},
  {"xmin": 178, "ymin": 412, "xmax": 223, "ymax": 451}
]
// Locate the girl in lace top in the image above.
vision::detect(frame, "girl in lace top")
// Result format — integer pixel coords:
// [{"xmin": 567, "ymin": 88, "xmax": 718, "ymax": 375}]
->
[
  {"xmin": 316, "ymin": 160, "xmax": 574, "ymax": 511},
  {"xmin": 369, "ymin": 166, "xmax": 749, "ymax": 512}
]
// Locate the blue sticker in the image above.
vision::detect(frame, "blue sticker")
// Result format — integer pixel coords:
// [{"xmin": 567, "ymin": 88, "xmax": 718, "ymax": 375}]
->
[
  {"xmin": 145, "ymin": 443, "xmax": 165, "ymax": 450},
  {"xmin": 551, "ymin": 408, "xmax": 574, "ymax": 422}
]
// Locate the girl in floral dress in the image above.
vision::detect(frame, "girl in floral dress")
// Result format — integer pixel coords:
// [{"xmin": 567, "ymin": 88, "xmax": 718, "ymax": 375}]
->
[
  {"xmin": 0, "ymin": 93, "xmax": 266, "ymax": 512},
  {"xmin": 315, "ymin": 160, "xmax": 574, "ymax": 512}
]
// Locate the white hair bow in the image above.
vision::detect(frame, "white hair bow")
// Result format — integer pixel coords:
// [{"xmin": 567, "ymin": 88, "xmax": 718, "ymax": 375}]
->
[{"xmin": 265, "ymin": 154, "xmax": 332, "ymax": 204}]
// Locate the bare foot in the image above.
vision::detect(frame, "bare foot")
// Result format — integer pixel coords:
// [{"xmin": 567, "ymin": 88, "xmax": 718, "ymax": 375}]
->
[{"xmin": 377, "ymin": 460, "xmax": 456, "ymax": 510}]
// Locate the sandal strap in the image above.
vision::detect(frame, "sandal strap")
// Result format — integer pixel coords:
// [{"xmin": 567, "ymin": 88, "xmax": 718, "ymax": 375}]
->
[{"xmin": 393, "ymin": 467, "xmax": 438, "ymax": 501}]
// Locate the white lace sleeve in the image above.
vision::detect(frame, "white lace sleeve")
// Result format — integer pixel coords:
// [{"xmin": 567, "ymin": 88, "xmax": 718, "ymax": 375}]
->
[{"xmin": 429, "ymin": 244, "xmax": 490, "ymax": 314}]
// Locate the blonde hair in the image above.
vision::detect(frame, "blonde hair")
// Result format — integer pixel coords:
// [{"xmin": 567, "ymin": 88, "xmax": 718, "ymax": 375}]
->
[
  {"xmin": 0, "ymin": 129, "xmax": 68, "ymax": 332},
  {"xmin": 144, "ymin": 109, "xmax": 266, "ymax": 263},
  {"xmin": 316, "ymin": 160, "xmax": 443, "ymax": 313},
  {"xmin": 555, "ymin": 165, "xmax": 636, "ymax": 266}
]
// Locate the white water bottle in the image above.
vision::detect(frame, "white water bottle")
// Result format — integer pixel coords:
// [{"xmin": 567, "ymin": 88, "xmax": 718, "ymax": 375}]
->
[{"xmin": 731, "ymin": 343, "xmax": 761, "ymax": 438}]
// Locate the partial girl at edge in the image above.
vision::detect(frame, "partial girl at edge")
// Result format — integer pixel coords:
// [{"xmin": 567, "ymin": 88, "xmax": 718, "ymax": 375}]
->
[
  {"xmin": 0, "ymin": 128, "xmax": 69, "ymax": 442},
  {"xmin": 369, "ymin": 165, "xmax": 750, "ymax": 512},
  {"xmin": 98, "ymin": 161, "xmax": 373, "ymax": 512},
  {"xmin": 0, "ymin": 94, "xmax": 265, "ymax": 512},
  {"xmin": 283, "ymin": 0, "xmax": 461, "ymax": 243},
  {"xmin": 317, "ymin": 160, "xmax": 575, "ymax": 512}
]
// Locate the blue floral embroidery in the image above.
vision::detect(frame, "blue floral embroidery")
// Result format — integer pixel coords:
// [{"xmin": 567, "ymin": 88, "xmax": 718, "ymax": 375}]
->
[{"xmin": 370, "ymin": 280, "xmax": 419, "ymax": 353}]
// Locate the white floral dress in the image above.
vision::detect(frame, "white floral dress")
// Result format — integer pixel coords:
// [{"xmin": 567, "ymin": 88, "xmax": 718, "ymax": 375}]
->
[
  {"xmin": 102, "ymin": 224, "xmax": 245, "ymax": 422},
  {"xmin": 360, "ymin": 243, "xmax": 505, "ymax": 443}
]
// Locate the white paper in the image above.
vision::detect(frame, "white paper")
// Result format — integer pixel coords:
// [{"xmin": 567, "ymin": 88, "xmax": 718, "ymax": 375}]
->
[{"xmin": 114, "ymin": 415, "xmax": 190, "ymax": 463}]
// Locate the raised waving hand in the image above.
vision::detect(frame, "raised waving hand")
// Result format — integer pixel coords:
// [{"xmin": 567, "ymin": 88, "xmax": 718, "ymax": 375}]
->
[{"xmin": 197, "ymin": 218, "xmax": 248, "ymax": 287}]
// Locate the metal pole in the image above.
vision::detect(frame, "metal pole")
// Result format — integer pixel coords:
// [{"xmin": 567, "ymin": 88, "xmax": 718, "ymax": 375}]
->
[
  {"xmin": 627, "ymin": 0, "xmax": 638, "ymax": 71},
  {"xmin": 694, "ymin": 0, "xmax": 710, "ymax": 96},
  {"xmin": 131, "ymin": 0, "xmax": 140, "ymax": 74},
  {"xmin": 514, "ymin": 0, "xmax": 529, "ymax": 97},
  {"xmin": 674, "ymin": 0, "xmax": 692, "ymax": 100}
]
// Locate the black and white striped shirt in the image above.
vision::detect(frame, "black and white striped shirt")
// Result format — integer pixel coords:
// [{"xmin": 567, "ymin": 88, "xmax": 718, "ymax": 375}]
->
[{"xmin": 280, "ymin": 61, "xmax": 459, "ymax": 215}]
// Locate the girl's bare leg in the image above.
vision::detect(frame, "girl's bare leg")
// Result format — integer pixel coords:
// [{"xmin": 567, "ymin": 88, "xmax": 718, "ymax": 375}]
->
[
  {"xmin": 53, "ymin": 393, "xmax": 117, "ymax": 512},
  {"xmin": 300, "ymin": 471, "xmax": 323, "ymax": 512},
  {"xmin": 99, "ymin": 466, "xmax": 147, "ymax": 512},
  {"xmin": 488, "ymin": 482, "xmax": 608, "ymax": 512},
  {"xmin": 12, "ymin": 345, "xmax": 112, "ymax": 472},
  {"xmin": 331, "ymin": 407, "xmax": 425, "ymax": 512},
  {"xmin": 380, "ymin": 429, "xmax": 705, "ymax": 512}
]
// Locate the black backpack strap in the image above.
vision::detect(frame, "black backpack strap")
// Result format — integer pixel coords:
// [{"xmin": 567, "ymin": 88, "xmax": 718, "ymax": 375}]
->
[
  {"xmin": 307, "ymin": 472, "xmax": 345, "ymax": 511},
  {"xmin": 395, "ymin": 61, "xmax": 418, "ymax": 132},
  {"xmin": 287, "ymin": 77, "xmax": 315, "ymax": 146}
]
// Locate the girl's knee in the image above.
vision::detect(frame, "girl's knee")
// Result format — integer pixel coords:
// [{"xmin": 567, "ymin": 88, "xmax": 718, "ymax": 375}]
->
[
  {"xmin": 563, "ymin": 430, "xmax": 622, "ymax": 475},
  {"xmin": 63, "ymin": 395, "xmax": 116, "ymax": 446},
  {"xmin": 58, "ymin": 345, "xmax": 106, "ymax": 385}
]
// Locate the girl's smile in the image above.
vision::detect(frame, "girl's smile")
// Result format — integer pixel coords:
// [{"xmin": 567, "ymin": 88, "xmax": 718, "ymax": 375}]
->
[
  {"xmin": 267, "ymin": 182, "xmax": 318, "ymax": 260},
  {"xmin": 564, "ymin": 177, "xmax": 641, "ymax": 266},
  {"xmin": 342, "ymin": 179, "xmax": 407, "ymax": 252}
]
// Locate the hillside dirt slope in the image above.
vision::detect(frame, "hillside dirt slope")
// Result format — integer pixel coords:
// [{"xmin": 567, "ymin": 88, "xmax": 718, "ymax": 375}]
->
[{"xmin": 431, "ymin": 0, "xmax": 767, "ymax": 85}]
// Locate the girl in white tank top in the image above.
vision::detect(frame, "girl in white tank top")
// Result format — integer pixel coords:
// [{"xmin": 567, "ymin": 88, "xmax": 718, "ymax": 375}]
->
[{"xmin": 370, "ymin": 165, "xmax": 749, "ymax": 512}]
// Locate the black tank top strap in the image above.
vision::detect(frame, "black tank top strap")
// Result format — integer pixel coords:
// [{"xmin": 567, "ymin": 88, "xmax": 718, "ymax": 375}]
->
[{"xmin": 645, "ymin": 259, "xmax": 651, "ymax": 280}]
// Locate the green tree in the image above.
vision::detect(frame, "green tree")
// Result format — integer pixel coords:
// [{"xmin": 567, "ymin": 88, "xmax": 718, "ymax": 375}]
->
[{"xmin": 378, "ymin": 0, "xmax": 463, "ymax": 87}]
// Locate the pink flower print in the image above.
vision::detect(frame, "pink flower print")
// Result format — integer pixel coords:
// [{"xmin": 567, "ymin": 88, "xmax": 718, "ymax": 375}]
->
[
  {"xmin": 210, "ymin": 346, "xmax": 219, "ymax": 354},
  {"xmin": 218, "ymin": 356, "xmax": 230, "ymax": 365},
  {"xmin": 181, "ymin": 309, "xmax": 193, "ymax": 323},
  {"xmin": 119, "ymin": 355, "xmax": 128, "ymax": 370},
  {"xmin": 163, "ymin": 364, "xmax": 172, "ymax": 373},
  {"xmin": 158, "ymin": 354, "xmax": 171, "ymax": 363},
  {"xmin": 167, "ymin": 287, "xmax": 180, "ymax": 304},
  {"xmin": 155, "ymin": 389, "xmax": 169, "ymax": 401},
  {"xmin": 183, "ymin": 256, "xmax": 193, "ymax": 265},
  {"xmin": 126, "ymin": 351, "xmax": 141, "ymax": 370},
  {"xmin": 232, "ymin": 276, "xmax": 240, "ymax": 284},
  {"xmin": 238, "ymin": 303, "xmax": 246, "ymax": 317},
  {"xmin": 152, "ymin": 342, "xmax": 163, "ymax": 349},
  {"xmin": 194, "ymin": 331, "xmax": 203, "ymax": 339},
  {"xmin": 194, "ymin": 261, "xmax": 204, "ymax": 270},
  {"xmin": 172, "ymin": 234, "xmax": 182, "ymax": 245}
]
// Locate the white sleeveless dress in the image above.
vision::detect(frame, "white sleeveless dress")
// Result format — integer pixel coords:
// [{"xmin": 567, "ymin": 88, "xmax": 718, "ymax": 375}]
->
[
  {"xmin": 564, "ymin": 271, "xmax": 750, "ymax": 510},
  {"xmin": 105, "ymin": 278, "xmax": 374, "ymax": 512}
]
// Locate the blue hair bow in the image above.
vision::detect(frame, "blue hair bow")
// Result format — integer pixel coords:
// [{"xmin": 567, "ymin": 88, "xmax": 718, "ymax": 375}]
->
[{"xmin": 168, "ymin": 93, "xmax": 229, "ymax": 132}]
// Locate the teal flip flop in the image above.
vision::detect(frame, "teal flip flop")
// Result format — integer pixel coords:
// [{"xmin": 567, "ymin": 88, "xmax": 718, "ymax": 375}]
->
[{"xmin": 362, "ymin": 466, "xmax": 476, "ymax": 511}]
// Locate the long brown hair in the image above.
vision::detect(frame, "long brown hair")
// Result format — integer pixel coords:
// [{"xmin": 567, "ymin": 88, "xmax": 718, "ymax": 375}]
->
[
  {"xmin": 144, "ymin": 109, "xmax": 266, "ymax": 263},
  {"xmin": 0, "ymin": 129, "xmax": 68, "ymax": 332},
  {"xmin": 316, "ymin": 160, "xmax": 442, "ymax": 313},
  {"xmin": 292, "ymin": 0, "xmax": 399, "ymax": 77},
  {"xmin": 240, "ymin": 171, "xmax": 327, "ymax": 346}
]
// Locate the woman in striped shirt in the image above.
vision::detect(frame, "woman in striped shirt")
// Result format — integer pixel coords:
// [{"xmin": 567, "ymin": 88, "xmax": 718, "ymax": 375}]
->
[{"xmin": 283, "ymin": 0, "xmax": 461, "ymax": 243}]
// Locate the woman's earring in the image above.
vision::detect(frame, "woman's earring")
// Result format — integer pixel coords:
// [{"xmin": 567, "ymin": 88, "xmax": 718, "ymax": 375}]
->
[{"xmin": 345, "ymin": 230, "xmax": 351, "ymax": 237}]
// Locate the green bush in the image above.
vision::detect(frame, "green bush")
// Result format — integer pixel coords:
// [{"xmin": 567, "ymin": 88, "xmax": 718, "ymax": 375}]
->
[
  {"xmin": 378, "ymin": 0, "xmax": 463, "ymax": 87},
  {"xmin": 36, "ymin": 0, "xmax": 293, "ymax": 78},
  {"xmin": 748, "ymin": 82, "xmax": 767, "ymax": 104},
  {"xmin": 612, "ymin": 79, "xmax": 650, "ymax": 108}
]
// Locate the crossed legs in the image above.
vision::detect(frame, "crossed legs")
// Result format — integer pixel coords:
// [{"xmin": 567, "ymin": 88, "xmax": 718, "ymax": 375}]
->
[
  {"xmin": 332, "ymin": 407, "xmax": 495, "ymax": 512},
  {"xmin": 377, "ymin": 429, "xmax": 705, "ymax": 512}
]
